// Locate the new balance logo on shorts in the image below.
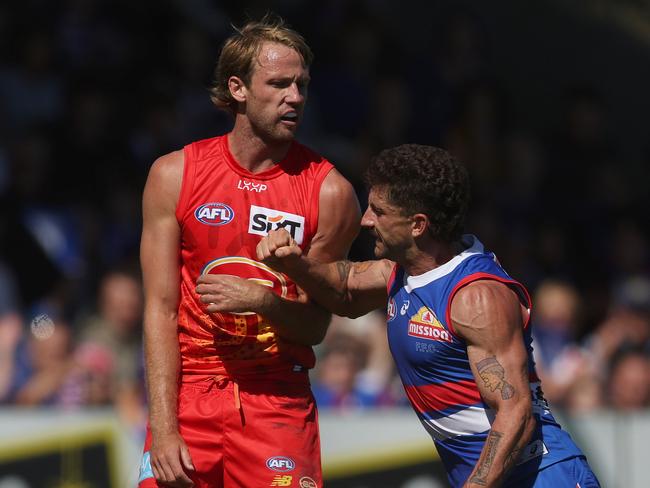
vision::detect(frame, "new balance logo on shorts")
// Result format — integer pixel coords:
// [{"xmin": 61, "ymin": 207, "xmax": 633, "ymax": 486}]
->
[{"xmin": 271, "ymin": 475, "xmax": 293, "ymax": 486}]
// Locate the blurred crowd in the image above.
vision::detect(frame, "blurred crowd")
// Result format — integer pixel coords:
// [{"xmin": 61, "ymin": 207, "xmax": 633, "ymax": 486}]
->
[{"xmin": 1, "ymin": 0, "xmax": 649, "ymax": 441}]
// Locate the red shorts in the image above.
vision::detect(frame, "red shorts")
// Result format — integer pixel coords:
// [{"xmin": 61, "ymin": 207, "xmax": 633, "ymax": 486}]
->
[{"xmin": 138, "ymin": 377, "xmax": 322, "ymax": 488}]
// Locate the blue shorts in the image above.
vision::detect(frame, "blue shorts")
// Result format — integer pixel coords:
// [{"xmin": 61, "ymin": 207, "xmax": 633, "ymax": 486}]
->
[{"xmin": 514, "ymin": 456, "xmax": 600, "ymax": 488}]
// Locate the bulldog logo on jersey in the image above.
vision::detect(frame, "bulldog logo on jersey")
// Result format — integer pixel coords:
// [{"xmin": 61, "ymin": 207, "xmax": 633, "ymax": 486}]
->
[
  {"xmin": 387, "ymin": 297, "xmax": 396, "ymax": 322},
  {"xmin": 248, "ymin": 205, "xmax": 305, "ymax": 244},
  {"xmin": 407, "ymin": 306, "xmax": 451, "ymax": 342}
]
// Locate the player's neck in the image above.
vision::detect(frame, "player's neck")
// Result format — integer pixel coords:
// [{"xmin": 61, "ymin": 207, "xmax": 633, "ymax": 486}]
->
[
  {"xmin": 402, "ymin": 240, "xmax": 459, "ymax": 276},
  {"xmin": 228, "ymin": 124, "xmax": 292, "ymax": 174}
]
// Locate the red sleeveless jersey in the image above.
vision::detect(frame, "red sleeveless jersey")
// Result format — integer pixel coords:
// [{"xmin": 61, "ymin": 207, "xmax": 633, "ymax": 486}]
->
[{"xmin": 174, "ymin": 134, "xmax": 333, "ymax": 380}]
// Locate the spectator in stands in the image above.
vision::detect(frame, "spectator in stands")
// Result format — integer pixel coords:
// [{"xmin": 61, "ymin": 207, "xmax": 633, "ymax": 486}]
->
[
  {"xmin": 324, "ymin": 310, "xmax": 399, "ymax": 405},
  {"xmin": 563, "ymin": 374, "xmax": 605, "ymax": 414},
  {"xmin": 606, "ymin": 348, "xmax": 650, "ymax": 411},
  {"xmin": 312, "ymin": 331, "xmax": 378, "ymax": 410},
  {"xmin": 0, "ymin": 313, "xmax": 23, "ymax": 403},
  {"xmin": 11, "ymin": 314, "xmax": 79, "ymax": 407},
  {"xmin": 588, "ymin": 299, "xmax": 650, "ymax": 370},
  {"xmin": 0, "ymin": 262, "xmax": 22, "ymax": 403},
  {"xmin": 76, "ymin": 269, "xmax": 145, "ymax": 428},
  {"xmin": 530, "ymin": 279, "xmax": 596, "ymax": 407}
]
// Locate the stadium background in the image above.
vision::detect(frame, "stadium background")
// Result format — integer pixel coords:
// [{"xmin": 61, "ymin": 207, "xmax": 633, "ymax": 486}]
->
[{"xmin": 0, "ymin": 0, "xmax": 649, "ymax": 486}]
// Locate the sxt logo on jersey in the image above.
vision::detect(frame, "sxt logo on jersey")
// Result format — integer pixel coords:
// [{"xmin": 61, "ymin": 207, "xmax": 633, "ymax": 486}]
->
[
  {"xmin": 408, "ymin": 306, "xmax": 451, "ymax": 342},
  {"xmin": 249, "ymin": 205, "xmax": 305, "ymax": 244},
  {"xmin": 266, "ymin": 456, "xmax": 295, "ymax": 472},
  {"xmin": 195, "ymin": 202, "xmax": 234, "ymax": 226}
]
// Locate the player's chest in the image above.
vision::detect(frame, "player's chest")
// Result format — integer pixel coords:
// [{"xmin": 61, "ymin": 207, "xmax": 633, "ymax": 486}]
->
[
  {"xmin": 186, "ymin": 174, "xmax": 312, "ymax": 249},
  {"xmin": 387, "ymin": 289, "xmax": 456, "ymax": 368}
]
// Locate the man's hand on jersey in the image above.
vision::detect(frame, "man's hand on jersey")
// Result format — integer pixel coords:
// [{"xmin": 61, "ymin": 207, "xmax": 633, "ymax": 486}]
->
[
  {"xmin": 256, "ymin": 229, "xmax": 303, "ymax": 272},
  {"xmin": 196, "ymin": 274, "xmax": 270, "ymax": 314},
  {"xmin": 150, "ymin": 432, "xmax": 195, "ymax": 487}
]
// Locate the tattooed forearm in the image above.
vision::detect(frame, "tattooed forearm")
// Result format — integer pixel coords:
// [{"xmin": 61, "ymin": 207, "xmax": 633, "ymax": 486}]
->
[
  {"xmin": 503, "ymin": 446, "xmax": 522, "ymax": 471},
  {"xmin": 503, "ymin": 413, "xmax": 532, "ymax": 471},
  {"xmin": 352, "ymin": 261, "xmax": 375, "ymax": 274},
  {"xmin": 469, "ymin": 430, "xmax": 503, "ymax": 485},
  {"xmin": 477, "ymin": 356, "xmax": 515, "ymax": 400},
  {"xmin": 336, "ymin": 261, "xmax": 351, "ymax": 283}
]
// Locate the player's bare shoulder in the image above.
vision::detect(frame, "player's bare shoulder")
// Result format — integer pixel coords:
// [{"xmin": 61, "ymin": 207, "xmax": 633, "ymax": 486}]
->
[
  {"xmin": 310, "ymin": 167, "xmax": 361, "ymax": 262},
  {"xmin": 147, "ymin": 150, "xmax": 184, "ymax": 192},
  {"xmin": 144, "ymin": 150, "xmax": 185, "ymax": 211},
  {"xmin": 450, "ymin": 280, "xmax": 523, "ymax": 337},
  {"xmin": 319, "ymin": 168, "xmax": 358, "ymax": 202}
]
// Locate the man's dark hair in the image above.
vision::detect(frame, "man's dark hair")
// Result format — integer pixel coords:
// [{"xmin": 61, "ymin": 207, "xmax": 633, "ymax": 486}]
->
[{"xmin": 365, "ymin": 144, "xmax": 470, "ymax": 243}]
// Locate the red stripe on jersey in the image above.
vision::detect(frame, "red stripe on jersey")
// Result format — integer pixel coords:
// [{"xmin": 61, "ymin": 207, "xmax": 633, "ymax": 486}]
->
[
  {"xmin": 386, "ymin": 262, "xmax": 398, "ymax": 293},
  {"xmin": 405, "ymin": 379, "xmax": 482, "ymax": 413}
]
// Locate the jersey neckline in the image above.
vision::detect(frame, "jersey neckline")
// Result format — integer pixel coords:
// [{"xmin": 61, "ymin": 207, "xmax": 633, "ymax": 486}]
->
[
  {"xmin": 220, "ymin": 133, "xmax": 299, "ymax": 180},
  {"xmin": 404, "ymin": 234, "xmax": 485, "ymax": 292}
]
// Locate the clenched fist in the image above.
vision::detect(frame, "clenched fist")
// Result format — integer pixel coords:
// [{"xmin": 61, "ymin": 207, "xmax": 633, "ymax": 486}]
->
[{"xmin": 256, "ymin": 229, "xmax": 303, "ymax": 272}]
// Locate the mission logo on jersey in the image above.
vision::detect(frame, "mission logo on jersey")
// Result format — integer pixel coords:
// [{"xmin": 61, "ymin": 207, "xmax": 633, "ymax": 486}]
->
[{"xmin": 407, "ymin": 306, "xmax": 451, "ymax": 342}]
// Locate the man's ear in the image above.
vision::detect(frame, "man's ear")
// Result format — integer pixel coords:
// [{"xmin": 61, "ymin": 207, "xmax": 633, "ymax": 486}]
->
[
  {"xmin": 411, "ymin": 213, "xmax": 429, "ymax": 238},
  {"xmin": 228, "ymin": 76, "xmax": 247, "ymax": 103}
]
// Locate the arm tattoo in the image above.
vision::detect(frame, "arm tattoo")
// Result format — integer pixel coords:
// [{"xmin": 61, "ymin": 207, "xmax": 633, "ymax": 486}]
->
[
  {"xmin": 476, "ymin": 356, "xmax": 515, "ymax": 400},
  {"xmin": 336, "ymin": 261, "xmax": 351, "ymax": 283},
  {"xmin": 353, "ymin": 262, "xmax": 375, "ymax": 274},
  {"xmin": 503, "ymin": 414, "xmax": 529, "ymax": 471},
  {"xmin": 470, "ymin": 430, "xmax": 503, "ymax": 485},
  {"xmin": 503, "ymin": 447, "xmax": 522, "ymax": 471}
]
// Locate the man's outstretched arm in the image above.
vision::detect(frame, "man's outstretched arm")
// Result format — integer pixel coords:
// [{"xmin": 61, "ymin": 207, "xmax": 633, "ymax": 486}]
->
[
  {"xmin": 256, "ymin": 228, "xmax": 393, "ymax": 318},
  {"xmin": 451, "ymin": 280, "xmax": 536, "ymax": 488}
]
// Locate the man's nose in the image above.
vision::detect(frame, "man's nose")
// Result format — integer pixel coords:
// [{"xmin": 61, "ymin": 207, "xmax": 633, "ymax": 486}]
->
[
  {"xmin": 286, "ymin": 82, "xmax": 304, "ymax": 104},
  {"xmin": 360, "ymin": 208, "xmax": 374, "ymax": 228}
]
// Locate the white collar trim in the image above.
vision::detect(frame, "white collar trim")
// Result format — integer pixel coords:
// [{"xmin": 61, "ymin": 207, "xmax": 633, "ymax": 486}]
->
[{"xmin": 404, "ymin": 234, "xmax": 484, "ymax": 292}]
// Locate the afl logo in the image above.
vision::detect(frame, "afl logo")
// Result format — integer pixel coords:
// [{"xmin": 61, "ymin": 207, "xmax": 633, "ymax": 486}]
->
[
  {"xmin": 266, "ymin": 456, "xmax": 295, "ymax": 472},
  {"xmin": 387, "ymin": 297, "xmax": 396, "ymax": 322},
  {"xmin": 194, "ymin": 202, "xmax": 234, "ymax": 226}
]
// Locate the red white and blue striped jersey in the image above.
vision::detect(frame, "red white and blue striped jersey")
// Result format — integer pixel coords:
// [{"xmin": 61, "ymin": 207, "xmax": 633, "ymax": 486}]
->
[{"xmin": 386, "ymin": 235, "xmax": 584, "ymax": 487}]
